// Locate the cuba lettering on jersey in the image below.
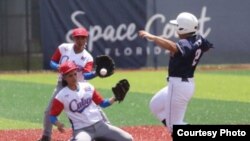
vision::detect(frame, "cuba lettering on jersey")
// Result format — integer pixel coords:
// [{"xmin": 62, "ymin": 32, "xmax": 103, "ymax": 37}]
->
[
  {"xmin": 57, "ymin": 43, "xmax": 93, "ymax": 82},
  {"xmin": 55, "ymin": 82, "xmax": 103, "ymax": 130},
  {"xmin": 169, "ymin": 35, "xmax": 213, "ymax": 78}
]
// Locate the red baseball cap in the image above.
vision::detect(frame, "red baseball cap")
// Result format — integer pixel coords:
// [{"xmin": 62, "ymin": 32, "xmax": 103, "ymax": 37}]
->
[
  {"xmin": 59, "ymin": 61, "xmax": 78, "ymax": 75},
  {"xmin": 72, "ymin": 27, "xmax": 89, "ymax": 37}
]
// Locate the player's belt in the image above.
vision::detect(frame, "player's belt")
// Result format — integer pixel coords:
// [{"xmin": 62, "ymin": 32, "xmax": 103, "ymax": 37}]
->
[
  {"xmin": 181, "ymin": 78, "xmax": 189, "ymax": 82},
  {"xmin": 167, "ymin": 76, "xmax": 193, "ymax": 82}
]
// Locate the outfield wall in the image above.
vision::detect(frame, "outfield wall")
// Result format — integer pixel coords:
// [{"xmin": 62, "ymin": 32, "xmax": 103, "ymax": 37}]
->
[
  {"xmin": 40, "ymin": 0, "xmax": 250, "ymax": 69},
  {"xmin": 0, "ymin": 0, "xmax": 249, "ymax": 70}
]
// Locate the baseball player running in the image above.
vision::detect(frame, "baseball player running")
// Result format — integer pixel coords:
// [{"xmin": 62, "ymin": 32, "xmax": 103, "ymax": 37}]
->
[
  {"xmin": 138, "ymin": 12, "xmax": 213, "ymax": 134},
  {"xmin": 49, "ymin": 61, "xmax": 133, "ymax": 141},
  {"xmin": 38, "ymin": 27, "xmax": 111, "ymax": 141}
]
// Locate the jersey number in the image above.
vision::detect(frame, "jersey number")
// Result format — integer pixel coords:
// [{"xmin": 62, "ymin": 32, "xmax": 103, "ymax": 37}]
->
[{"xmin": 192, "ymin": 49, "xmax": 202, "ymax": 66}]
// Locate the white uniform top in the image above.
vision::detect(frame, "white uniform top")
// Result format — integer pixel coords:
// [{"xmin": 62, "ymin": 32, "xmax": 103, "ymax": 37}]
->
[
  {"xmin": 57, "ymin": 43, "xmax": 93, "ymax": 82},
  {"xmin": 55, "ymin": 82, "xmax": 103, "ymax": 130}
]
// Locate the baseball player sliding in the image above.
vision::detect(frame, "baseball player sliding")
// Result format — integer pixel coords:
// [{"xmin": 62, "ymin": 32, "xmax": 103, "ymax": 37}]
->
[
  {"xmin": 138, "ymin": 12, "xmax": 214, "ymax": 135},
  {"xmin": 50, "ymin": 61, "xmax": 133, "ymax": 141},
  {"xmin": 38, "ymin": 27, "xmax": 113, "ymax": 141}
]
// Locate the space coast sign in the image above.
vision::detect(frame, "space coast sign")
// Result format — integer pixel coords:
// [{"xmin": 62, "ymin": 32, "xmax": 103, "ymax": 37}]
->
[
  {"xmin": 40, "ymin": 0, "xmax": 215, "ymax": 69},
  {"xmin": 66, "ymin": 6, "xmax": 212, "ymax": 56}
]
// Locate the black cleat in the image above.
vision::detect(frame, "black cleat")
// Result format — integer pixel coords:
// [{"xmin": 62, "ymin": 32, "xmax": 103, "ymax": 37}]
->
[
  {"xmin": 162, "ymin": 119, "xmax": 167, "ymax": 126},
  {"xmin": 37, "ymin": 135, "xmax": 51, "ymax": 141}
]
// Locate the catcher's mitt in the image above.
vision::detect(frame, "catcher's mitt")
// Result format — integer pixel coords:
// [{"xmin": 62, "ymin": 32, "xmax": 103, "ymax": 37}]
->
[
  {"xmin": 94, "ymin": 55, "xmax": 115, "ymax": 78},
  {"xmin": 112, "ymin": 79, "xmax": 130, "ymax": 103}
]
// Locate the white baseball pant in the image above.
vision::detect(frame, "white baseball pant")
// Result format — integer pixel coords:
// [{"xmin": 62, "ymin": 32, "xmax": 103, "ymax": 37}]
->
[
  {"xmin": 149, "ymin": 77, "xmax": 195, "ymax": 133},
  {"xmin": 72, "ymin": 121, "xmax": 133, "ymax": 141}
]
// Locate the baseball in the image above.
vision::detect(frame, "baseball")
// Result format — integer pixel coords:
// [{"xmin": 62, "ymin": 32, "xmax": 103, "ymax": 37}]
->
[{"xmin": 100, "ymin": 68, "xmax": 107, "ymax": 76}]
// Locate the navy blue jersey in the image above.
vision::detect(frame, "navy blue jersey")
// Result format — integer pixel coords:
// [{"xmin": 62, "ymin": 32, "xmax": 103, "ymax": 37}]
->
[{"xmin": 168, "ymin": 34, "xmax": 213, "ymax": 78}]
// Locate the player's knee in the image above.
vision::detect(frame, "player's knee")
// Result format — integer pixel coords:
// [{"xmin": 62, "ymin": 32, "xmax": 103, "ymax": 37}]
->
[{"xmin": 149, "ymin": 99, "xmax": 157, "ymax": 114}]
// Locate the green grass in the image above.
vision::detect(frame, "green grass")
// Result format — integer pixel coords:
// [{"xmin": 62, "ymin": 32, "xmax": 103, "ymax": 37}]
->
[
  {"xmin": 195, "ymin": 70, "xmax": 250, "ymax": 102},
  {"xmin": 0, "ymin": 70, "xmax": 250, "ymax": 129},
  {"xmin": 187, "ymin": 99, "xmax": 250, "ymax": 124}
]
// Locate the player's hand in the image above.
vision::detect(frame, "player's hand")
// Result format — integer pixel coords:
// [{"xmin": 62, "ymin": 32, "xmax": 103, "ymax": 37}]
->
[
  {"xmin": 138, "ymin": 30, "xmax": 155, "ymax": 41},
  {"xmin": 56, "ymin": 122, "xmax": 65, "ymax": 133}
]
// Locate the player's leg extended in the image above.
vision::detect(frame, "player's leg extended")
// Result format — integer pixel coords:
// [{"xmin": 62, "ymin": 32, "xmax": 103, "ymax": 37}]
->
[
  {"xmin": 149, "ymin": 86, "xmax": 168, "ymax": 126},
  {"xmin": 41, "ymin": 82, "xmax": 64, "ymax": 139},
  {"xmin": 95, "ymin": 122, "xmax": 133, "ymax": 141},
  {"xmin": 166, "ymin": 78, "xmax": 195, "ymax": 133}
]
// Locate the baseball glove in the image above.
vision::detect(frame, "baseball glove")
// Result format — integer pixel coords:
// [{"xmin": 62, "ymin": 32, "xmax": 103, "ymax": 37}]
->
[
  {"xmin": 94, "ymin": 55, "xmax": 115, "ymax": 78},
  {"xmin": 112, "ymin": 79, "xmax": 130, "ymax": 103}
]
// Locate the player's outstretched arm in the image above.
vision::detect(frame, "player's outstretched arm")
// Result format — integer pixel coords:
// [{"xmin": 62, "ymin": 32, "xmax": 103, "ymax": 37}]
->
[
  {"xmin": 99, "ymin": 97, "xmax": 116, "ymax": 108},
  {"xmin": 93, "ymin": 90, "xmax": 117, "ymax": 108},
  {"xmin": 50, "ymin": 99, "xmax": 65, "ymax": 132},
  {"xmin": 138, "ymin": 30, "xmax": 178, "ymax": 53},
  {"xmin": 50, "ymin": 60, "xmax": 59, "ymax": 70},
  {"xmin": 83, "ymin": 71, "xmax": 97, "ymax": 80}
]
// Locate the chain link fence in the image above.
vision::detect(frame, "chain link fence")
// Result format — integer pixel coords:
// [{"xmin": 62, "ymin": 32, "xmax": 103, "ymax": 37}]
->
[{"xmin": 0, "ymin": 0, "xmax": 42, "ymax": 71}]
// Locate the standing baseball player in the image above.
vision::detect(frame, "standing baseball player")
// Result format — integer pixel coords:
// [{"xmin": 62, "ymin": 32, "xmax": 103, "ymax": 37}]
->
[
  {"xmin": 138, "ymin": 12, "xmax": 213, "ymax": 134},
  {"xmin": 49, "ymin": 61, "xmax": 133, "ymax": 141},
  {"xmin": 38, "ymin": 27, "xmax": 112, "ymax": 141}
]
